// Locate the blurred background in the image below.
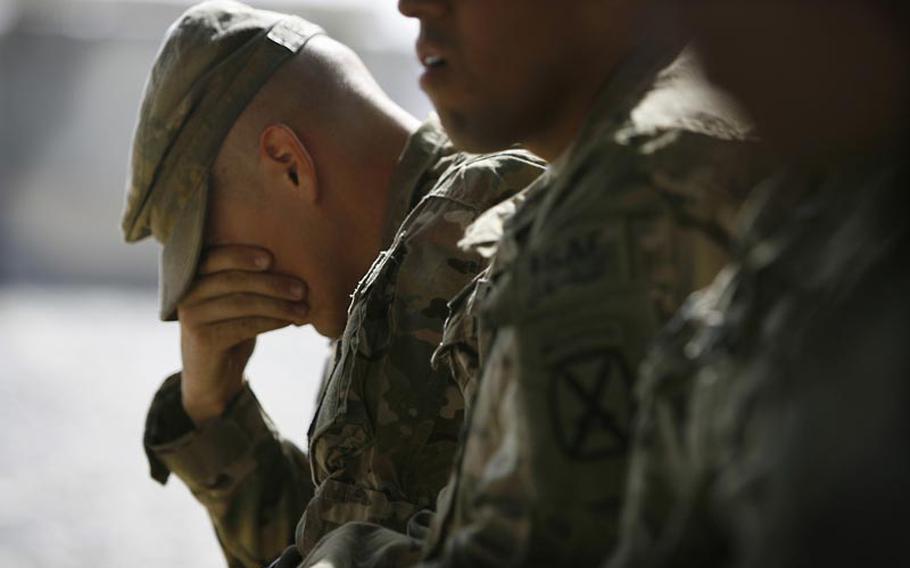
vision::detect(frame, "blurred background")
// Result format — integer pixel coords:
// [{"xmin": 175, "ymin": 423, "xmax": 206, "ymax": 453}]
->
[{"xmin": 0, "ymin": 0, "xmax": 430, "ymax": 565}]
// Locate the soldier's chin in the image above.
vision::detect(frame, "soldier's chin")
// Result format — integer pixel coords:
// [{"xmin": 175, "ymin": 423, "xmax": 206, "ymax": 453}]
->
[{"xmin": 437, "ymin": 109, "xmax": 523, "ymax": 154}]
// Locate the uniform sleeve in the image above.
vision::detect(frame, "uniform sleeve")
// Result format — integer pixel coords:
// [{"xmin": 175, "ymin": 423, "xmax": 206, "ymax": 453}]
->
[
  {"xmin": 300, "ymin": 517, "xmax": 431, "ymax": 568},
  {"xmin": 144, "ymin": 373, "xmax": 315, "ymax": 568},
  {"xmin": 605, "ymin": 327, "xmax": 703, "ymax": 568}
]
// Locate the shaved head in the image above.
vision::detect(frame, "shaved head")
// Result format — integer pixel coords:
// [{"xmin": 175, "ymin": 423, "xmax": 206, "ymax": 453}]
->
[
  {"xmin": 214, "ymin": 35, "xmax": 413, "ymax": 198},
  {"xmin": 206, "ymin": 33, "xmax": 418, "ymax": 337}
]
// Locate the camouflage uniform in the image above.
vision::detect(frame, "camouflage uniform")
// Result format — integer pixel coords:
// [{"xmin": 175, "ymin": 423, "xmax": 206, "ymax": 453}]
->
[
  {"xmin": 300, "ymin": 126, "xmax": 543, "ymax": 551},
  {"xmin": 298, "ymin": 48, "xmax": 769, "ymax": 568},
  {"xmin": 608, "ymin": 146, "xmax": 910, "ymax": 568},
  {"xmin": 144, "ymin": 119, "xmax": 544, "ymax": 568},
  {"xmin": 432, "ymin": 191, "xmax": 537, "ymax": 406}
]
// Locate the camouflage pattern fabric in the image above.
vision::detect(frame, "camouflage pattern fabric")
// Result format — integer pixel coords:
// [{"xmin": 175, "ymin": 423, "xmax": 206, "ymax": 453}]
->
[
  {"xmin": 293, "ymin": 183, "xmax": 547, "ymax": 568},
  {"xmin": 431, "ymin": 192, "xmax": 536, "ymax": 405},
  {"xmin": 607, "ymin": 146, "xmax": 910, "ymax": 568},
  {"xmin": 416, "ymin": 48, "xmax": 767, "ymax": 568},
  {"xmin": 297, "ymin": 47, "xmax": 769, "ymax": 568},
  {"xmin": 145, "ymin": 373, "xmax": 314, "ymax": 568},
  {"xmin": 143, "ymin": 119, "xmax": 544, "ymax": 567},
  {"xmin": 299, "ymin": 125, "xmax": 544, "ymax": 553}
]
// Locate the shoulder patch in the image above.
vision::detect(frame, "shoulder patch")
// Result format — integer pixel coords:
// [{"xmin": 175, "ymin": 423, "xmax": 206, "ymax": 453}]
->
[
  {"xmin": 527, "ymin": 225, "xmax": 627, "ymax": 307},
  {"xmin": 549, "ymin": 348, "xmax": 633, "ymax": 461}
]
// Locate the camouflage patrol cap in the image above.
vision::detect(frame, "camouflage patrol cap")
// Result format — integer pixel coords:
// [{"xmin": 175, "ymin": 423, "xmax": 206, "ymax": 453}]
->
[{"xmin": 121, "ymin": 0, "xmax": 323, "ymax": 321}]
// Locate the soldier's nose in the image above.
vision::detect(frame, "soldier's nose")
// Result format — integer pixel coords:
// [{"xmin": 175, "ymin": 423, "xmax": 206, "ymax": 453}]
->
[{"xmin": 398, "ymin": 0, "xmax": 447, "ymax": 19}]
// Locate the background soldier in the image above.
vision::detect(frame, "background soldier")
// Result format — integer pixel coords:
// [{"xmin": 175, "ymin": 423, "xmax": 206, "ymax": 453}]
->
[
  {"xmin": 610, "ymin": 1, "xmax": 910, "ymax": 567},
  {"xmin": 297, "ymin": 0, "xmax": 769, "ymax": 566},
  {"xmin": 122, "ymin": 1, "xmax": 543, "ymax": 566}
]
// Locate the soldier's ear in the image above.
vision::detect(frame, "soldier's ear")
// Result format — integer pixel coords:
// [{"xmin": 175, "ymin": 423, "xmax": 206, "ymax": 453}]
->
[{"xmin": 259, "ymin": 123, "xmax": 319, "ymax": 204}]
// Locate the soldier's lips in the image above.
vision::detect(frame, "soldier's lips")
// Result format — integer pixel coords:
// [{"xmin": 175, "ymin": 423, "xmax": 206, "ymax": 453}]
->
[
  {"xmin": 419, "ymin": 58, "xmax": 451, "ymax": 92},
  {"xmin": 418, "ymin": 54, "xmax": 452, "ymax": 95},
  {"xmin": 416, "ymin": 36, "xmax": 446, "ymax": 66},
  {"xmin": 416, "ymin": 40, "xmax": 450, "ymax": 90},
  {"xmin": 422, "ymin": 54, "xmax": 446, "ymax": 68}
]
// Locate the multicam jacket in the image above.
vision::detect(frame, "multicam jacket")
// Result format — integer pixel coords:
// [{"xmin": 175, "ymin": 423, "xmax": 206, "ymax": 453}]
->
[
  {"xmin": 298, "ymin": 48, "xmax": 769, "ymax": 568},
  {"xmin": 608, "ymin": 147, "xmax": 910, "ymax": 568},
  {"xmin": 431, "ymin": 191, "xmax": 537, "ymax": 406},
  {"xmin": 143, "ymin": 119, "xmax": 544, "ymax": 568},
  {"xmin": 298, "ymin": 129, "xmax": 543, "ymax": 553}
]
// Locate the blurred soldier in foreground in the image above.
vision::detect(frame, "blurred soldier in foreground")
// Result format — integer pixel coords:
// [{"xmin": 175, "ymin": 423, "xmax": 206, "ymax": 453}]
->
[
  {"xmin": 121, "ymin": 1, "xmax": 543, "ymax": 565},
  {"xmin": 610, "ymin": 1, "xmax": 910, "ymax": 567},
  {"xmin": 294, "ymin": 1, "xmax": 770, "ymax": 566}
]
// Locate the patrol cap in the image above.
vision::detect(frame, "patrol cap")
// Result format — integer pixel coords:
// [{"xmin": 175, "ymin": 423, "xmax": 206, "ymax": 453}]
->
[{"xmin": 121, "ymin": 0, "xmax": 323, "ymax": 321}]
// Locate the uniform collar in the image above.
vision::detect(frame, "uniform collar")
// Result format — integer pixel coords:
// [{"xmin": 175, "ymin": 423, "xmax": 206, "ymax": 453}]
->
[
  {"xmin": 379, "ymin": 117, "xmax": 451, "ymax": 248},
  {"xmin": 557, "ymin": 41, "xmax": 687, "ymax": 168}
]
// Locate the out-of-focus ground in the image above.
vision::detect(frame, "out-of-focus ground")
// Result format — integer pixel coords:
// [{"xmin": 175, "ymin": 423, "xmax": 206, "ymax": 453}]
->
[
  {"xmin": 0, "ymin": 285, "xmax": 328, "ymax": 566},
  {"xmin": 0, "ymin": 0, "xmax": 428, "ymax": 565}
]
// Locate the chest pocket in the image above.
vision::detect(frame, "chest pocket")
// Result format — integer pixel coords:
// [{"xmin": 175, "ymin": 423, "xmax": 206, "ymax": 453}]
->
[
  {"xmin": 432, "ymin": 273, "xmax": 495, "ymax": 403},
  {"xmin": 351, "ymin": 244, "xmax": 405, "ymax": 359},
  {"xmin": 308, "ymin": 243, "xmax": 406, "ymax": 473}
]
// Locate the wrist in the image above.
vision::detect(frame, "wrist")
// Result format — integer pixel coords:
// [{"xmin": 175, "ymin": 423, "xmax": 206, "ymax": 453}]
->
[
  {"xmin": 180, "ymin": 377, "xmax": 245, "ymax": 428},
  {"xmin": 182, "ymin": 397, "xmax": 226, "ymax": 428}
]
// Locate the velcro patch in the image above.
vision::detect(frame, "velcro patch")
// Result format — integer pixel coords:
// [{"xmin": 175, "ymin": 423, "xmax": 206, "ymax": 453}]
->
[
  {"xmin": 548, "ymin": 349, "xmax": 633, "ymax": 461},
  {"xmin": 527, "ymin": 226, "xmax": 627, "ymax": 306}
]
